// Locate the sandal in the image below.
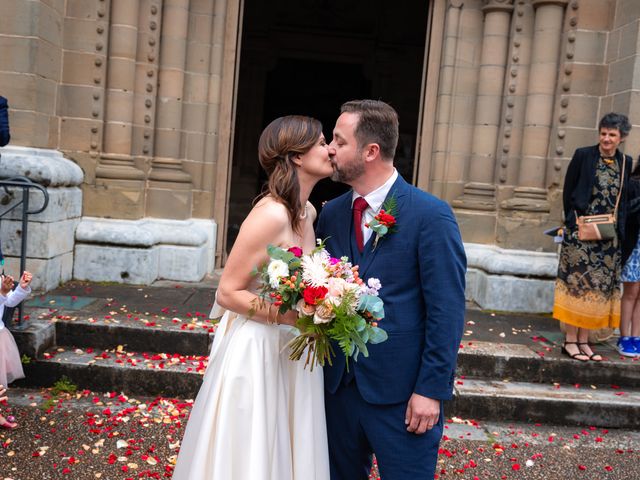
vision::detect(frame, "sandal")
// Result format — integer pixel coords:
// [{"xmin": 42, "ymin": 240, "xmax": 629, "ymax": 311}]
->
[
  {"xmin": 578, "ymin": 342, "xmax": 602, "ymax": 362},
  {"xmin": 0, "ymin": 416, "xmax": 17, "ymax": 430},
  {"xmin": 561, "ymin": 341, "xmax": 589, "ymax": 362}
]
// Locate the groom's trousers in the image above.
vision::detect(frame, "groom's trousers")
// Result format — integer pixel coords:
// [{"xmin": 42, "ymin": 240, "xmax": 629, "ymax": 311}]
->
[{"xmin": 325, "ymin": 378, "xmax": 443, "ymax": 480}]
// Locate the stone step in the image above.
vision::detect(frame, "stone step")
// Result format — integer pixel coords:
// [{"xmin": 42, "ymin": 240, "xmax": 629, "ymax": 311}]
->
[
  {"xmin": 457, "ymin": 340, "xmax": 640, "ymax": 388},
  {"xmin": 450, "ymin": 378, "xmax": 640, "ymax": 428},
  {"xmin": 19, "ymin": 345, "xmax": 206, "ymax": 398},
  {"xmin": 54, "ymin": 316, "xmax": 213, "ymax": 356}
]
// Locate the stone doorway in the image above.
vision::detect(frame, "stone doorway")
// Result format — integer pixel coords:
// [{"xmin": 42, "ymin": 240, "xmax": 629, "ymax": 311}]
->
[{"xmin": 225, "ymin": 0, "xmax": 431, "ymax": 253}]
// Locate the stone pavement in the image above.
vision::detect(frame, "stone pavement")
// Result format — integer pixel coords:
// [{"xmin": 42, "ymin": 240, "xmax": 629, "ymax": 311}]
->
[{"xmin": 1, "ymin": 388, "xmax": 638, "ymax": 480}]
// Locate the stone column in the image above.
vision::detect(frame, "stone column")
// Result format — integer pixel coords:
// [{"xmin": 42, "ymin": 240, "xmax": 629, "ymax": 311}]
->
[
  {"xmin": 431, "ymin": 0, "xmax": 462, "ymax": 197},
  {"xmin": 452, "ymin": 0, "xmax": 514, "ymax": 211},
  {"xmin": 183, "ymin": 0, "xmax": 216, "ymax": 218},
  {"xmin": 502, "ymin": 0, "xmax": 568, "ymax": 212},
  {"xmin": 146, "ymin": 0, "xmax": 193, "ymax": 219},
  {"xmin": 132, "ymin": 0, "xmax": 163, "ymax": 160},
  {"xmin": 93, "ymin": 0, "xmax": 147, "ymax": 219}
]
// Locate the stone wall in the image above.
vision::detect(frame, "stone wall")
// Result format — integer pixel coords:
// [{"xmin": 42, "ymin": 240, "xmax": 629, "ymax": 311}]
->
[
  {"xmin": 0, "ymin": 146, "xmax": 83, "ymax": 291},
  {"xmin": 0, "ymin": 0, "xmax": 233, "ymax": 284}
]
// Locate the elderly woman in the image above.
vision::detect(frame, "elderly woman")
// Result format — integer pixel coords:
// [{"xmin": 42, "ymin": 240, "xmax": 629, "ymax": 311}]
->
[{"xmin": 553, "ymin": 113, "xmax": 632, "ymax": 361}]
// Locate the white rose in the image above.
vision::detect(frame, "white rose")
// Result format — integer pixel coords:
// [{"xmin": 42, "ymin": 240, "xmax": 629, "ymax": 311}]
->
[{"xmin": 267, "ymin": 259, "xmax": 289, "ymax": 288}]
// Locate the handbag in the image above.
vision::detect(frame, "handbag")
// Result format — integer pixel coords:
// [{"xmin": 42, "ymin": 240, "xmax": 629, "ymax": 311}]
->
[{"xmin": 575, "ymin": 156, "xmax": 625, "ymax": 241}]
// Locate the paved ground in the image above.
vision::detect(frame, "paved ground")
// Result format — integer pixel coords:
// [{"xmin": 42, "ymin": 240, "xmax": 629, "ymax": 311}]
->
[
  {"xmin": 0, "ymin": 279, "xmax": 637, "ymax": 479},
  {"xmin": 1, "ymin": 387, "xmax": 639, "ymax": 480}
]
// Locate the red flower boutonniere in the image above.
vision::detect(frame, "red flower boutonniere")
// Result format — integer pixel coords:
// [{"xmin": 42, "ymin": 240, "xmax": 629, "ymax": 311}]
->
[{"xmin": 366, "ymin": 196, "xmax": 398, "ymax": 250}]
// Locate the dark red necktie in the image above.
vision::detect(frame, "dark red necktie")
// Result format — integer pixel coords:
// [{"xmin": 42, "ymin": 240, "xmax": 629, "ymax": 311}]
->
[{"xmin": 353, "ymin": 197, "xmax": 369, "ymax": 253}]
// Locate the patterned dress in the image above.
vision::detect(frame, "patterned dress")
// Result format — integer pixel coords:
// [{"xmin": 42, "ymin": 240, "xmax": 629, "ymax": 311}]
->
[
  {"xmin": 621, "ymin": 236, "xmax": 640, "ymax": 281},
  {"xmin": 553, "ymin": 157, "xmax": 622, "ymax": 329}
]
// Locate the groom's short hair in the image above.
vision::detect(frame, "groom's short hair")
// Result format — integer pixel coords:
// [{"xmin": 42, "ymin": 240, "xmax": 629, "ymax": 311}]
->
[{"xmin": 341, "ymin": 99, "xmax": 399, "ymax": 161}]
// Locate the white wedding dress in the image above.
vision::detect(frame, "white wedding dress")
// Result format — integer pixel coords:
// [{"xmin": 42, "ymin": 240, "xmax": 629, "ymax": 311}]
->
[{"xmin": 172, "ymin": 298, "xmax": 330, "ymax": 480}]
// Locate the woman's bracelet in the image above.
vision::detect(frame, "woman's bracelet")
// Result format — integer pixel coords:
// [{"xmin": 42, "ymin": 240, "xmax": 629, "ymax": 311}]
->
[{"xmin": 266, "ymin": 304, "xmax": 279, "ymax": 325}]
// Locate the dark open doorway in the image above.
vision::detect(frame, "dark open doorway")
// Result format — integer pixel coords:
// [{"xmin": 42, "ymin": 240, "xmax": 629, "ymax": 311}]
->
[{"xmin": 227, "ymin": 0, "xmax": 430, "ymax": 252}]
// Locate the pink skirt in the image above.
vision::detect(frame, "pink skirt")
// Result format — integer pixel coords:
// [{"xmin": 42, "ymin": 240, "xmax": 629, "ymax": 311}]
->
[{"xmin": 0, "ymin": 328, "xmax": 25, "ymax": 387}]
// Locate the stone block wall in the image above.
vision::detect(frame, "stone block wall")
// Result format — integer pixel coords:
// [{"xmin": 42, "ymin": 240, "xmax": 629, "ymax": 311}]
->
[
  {"xmin": 73, "ymin": 217, "xmax": 216, "ymax": 285},
  {"xmin": 0, "ymin": 146, "xmax": 83, "ymax": 291},
  {"xmin": 604, "ymin": 0, "xmax": 640, "ymax": 156},
  {"xmin": 0, "ymin": 0, "xmax": 64, "ymax": 150}
]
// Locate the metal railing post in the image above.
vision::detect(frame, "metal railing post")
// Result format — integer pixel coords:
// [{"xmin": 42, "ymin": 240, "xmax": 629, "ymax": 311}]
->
[{"xmin": 0, "ymin": 176, "xmax": 49, "ymax": 327}]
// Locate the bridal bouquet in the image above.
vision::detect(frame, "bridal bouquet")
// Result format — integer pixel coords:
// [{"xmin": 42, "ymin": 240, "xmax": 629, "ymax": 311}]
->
[{"xmin": 253, "ymin": 240, "xmax": 388, "ymax": 370}]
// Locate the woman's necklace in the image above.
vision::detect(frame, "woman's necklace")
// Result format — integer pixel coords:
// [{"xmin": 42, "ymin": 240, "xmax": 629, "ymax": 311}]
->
[{"xmin": 600, "ymin": 149, "xmax": 615, "ymax": 165}]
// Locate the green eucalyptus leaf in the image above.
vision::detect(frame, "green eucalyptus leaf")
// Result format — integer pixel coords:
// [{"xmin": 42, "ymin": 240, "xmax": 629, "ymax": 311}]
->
[
  {"xmin": 368, "ymin": 327, "xmax": 388, "ymax": 344},
  {"xmin": 358, "ymin": 295, "xmax": 385, "ymax": 319}
]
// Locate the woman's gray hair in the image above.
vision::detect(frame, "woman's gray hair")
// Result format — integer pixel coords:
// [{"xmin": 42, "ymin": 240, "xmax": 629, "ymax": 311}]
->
[{"xmin": 599, "ymin": 112, "xmax": 632, "ymax": 137}]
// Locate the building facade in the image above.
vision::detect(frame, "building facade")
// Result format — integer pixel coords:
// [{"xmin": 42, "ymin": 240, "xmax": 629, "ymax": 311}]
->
[{"xmin": 0, "ymin": 0, "xmax": 635, "ymax": 311}]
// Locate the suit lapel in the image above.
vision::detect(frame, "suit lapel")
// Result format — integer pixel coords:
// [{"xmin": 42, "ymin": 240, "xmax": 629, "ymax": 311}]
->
[
  {"xmin": 333, "ymin": 193, "xmax": 355, "ymax": 260},
  {"xmin": 358, "ymin": 176, "xmax": 410, "ymax": 278}
]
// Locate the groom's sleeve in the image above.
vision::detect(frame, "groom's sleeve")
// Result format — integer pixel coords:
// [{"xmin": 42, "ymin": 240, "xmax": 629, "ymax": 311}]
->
[{"xmin": 415, "ymin": 200, "xmax": 466, "ymax": 400}]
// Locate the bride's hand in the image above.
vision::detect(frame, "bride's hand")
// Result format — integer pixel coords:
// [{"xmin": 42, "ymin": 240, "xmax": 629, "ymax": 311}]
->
[{"xmin": 277, "ymin": 310, "xmax": 299, "ymax": 327}]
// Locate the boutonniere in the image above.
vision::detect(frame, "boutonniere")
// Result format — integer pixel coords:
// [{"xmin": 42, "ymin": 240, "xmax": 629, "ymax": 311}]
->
[{"xmin": 366, "ymin": 196, "xmax": 397, "ymax": 250}]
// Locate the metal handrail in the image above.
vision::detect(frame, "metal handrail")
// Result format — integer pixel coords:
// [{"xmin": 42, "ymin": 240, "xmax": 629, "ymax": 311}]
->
[{"xmin": 0, "ymin": 175, "xmax": 49, "ymax": 327}]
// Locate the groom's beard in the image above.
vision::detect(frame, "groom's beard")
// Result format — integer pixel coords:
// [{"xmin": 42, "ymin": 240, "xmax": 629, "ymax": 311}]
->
[{"xmin": 331, "ymin": 154, "xmax": 365, "ymax": 183}]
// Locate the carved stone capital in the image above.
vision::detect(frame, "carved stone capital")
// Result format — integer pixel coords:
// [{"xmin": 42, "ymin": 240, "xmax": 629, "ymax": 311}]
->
[
  {"xmin": 482, "ymin": 0, "xmax": 515, "ymax": 14},
  {"xmin": 531, "ymin": 0, "xmax": 569, "ymax": 9}
]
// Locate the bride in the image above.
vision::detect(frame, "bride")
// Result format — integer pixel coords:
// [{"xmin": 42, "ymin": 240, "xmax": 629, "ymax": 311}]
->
[{"xmin": 173, "ymin": 116, "xmax": 333, "ymax": 479}]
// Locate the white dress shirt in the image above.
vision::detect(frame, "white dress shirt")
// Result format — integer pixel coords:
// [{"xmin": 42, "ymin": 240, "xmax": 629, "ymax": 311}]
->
[{"xmin": 352, "ymin": 169, "xmax": 399, "ymax": 245}]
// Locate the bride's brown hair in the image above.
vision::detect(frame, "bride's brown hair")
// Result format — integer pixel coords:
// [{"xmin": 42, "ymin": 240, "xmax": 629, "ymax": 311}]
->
[{"xmin": 258, "ymin": 115, "xmax": 323, "ymax": 233}]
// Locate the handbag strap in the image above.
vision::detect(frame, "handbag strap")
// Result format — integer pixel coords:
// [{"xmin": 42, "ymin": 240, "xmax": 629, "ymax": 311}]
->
[
  {"xmin": 574, "ymin": 154, "xmax": 626, "ymax": 221},
  {"xmin": 613, "ymin": 154, "xmax": 626, "ymax": 217}
]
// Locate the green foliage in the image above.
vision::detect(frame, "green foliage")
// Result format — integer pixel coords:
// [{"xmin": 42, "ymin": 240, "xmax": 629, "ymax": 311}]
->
[
  {"xmin": 368, "ymin": 326, "xmax": 388, "ymax": 344},
  {"xmin": 382, "ymin": 195, "xmax": 397, "ymax": 216},
  {"xmin": 266, "ymin": 244, "xmax": 301, "ymax": 270},
  {"xmin": 358, "ymin": 295, "xmax": 385, "ymax": 320},
  {"xmin": 50, "ymin": 376, "xmax": 78, "ymax": 396},
  {"xmin": 40, "ymin": 376, "xmax": 78, "ymax": 411},
  {"xmin": 41, "ymin": 397, "xmax": 56, "ymax": 411},
  {"xmin": 20, "ymin": 354, "xmax": 32, "ymax": 365}
]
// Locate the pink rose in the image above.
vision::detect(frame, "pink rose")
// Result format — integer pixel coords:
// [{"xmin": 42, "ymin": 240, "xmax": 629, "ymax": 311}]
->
[
  {"xmin": 296, "ymin": 299, "xmax": 316, "ymax": 317},
  {"xmin": 287, "ymin": 246, "xmax": 303, "ymax": 257},
  {"xmin": 327, "ymin": 277, "xmax": 348, "ymax": 298}
]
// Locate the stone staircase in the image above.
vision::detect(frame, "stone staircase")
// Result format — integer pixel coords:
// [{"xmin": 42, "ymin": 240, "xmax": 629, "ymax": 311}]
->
[
  {"xmin": 10, "ymin": 282, "xmax": 640, "ymax": 428},
  {"xmin": 12, "ymin": 282, "xmax": 216, "ymax": 398},
  {"xmin": 451, "ymin": 313, "xmax": 640, "ymax": 428},
  {"xmin": 21, "ymin": 316, "xmax": 211, "ymax": 398}
]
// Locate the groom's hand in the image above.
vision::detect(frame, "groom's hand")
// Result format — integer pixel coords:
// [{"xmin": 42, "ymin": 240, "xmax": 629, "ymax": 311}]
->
[{"xmin": 405, "ymin": 393, "xmax": 440, "ymax": 435}]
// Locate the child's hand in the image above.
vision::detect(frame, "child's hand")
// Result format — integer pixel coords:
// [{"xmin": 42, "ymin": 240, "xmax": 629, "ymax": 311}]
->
[
  {"xmin": 20, "ymin": 271, "xmax": 32, "ymax": 289},
  {"xmin": 0, "ymin": 275, "xmax": 13, "ymax": 295}
]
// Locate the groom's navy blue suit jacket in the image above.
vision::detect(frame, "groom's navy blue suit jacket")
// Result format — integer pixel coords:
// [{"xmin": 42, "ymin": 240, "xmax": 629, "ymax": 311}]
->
[{"xmin": 316, "ymin": 175, "xmax": 466, "ymax": 404}]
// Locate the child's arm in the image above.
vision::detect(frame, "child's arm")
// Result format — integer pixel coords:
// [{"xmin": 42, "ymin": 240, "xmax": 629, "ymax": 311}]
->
[
  {"xmin": 5, "ymin": 272, "xmax": 32, "ymax": 308},
  {"xmin": 0, "ymin": 275, "xmax": 13, "ymax": 296},
  {"xmin": 0, "ymin": 276, "xmax": 13, "ymax": 306}
]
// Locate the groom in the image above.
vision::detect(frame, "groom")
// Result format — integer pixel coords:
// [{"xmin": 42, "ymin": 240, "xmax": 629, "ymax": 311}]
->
[{"xmin": 316, "ymin": 100, "xmax": 466, "ymax": 479}]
